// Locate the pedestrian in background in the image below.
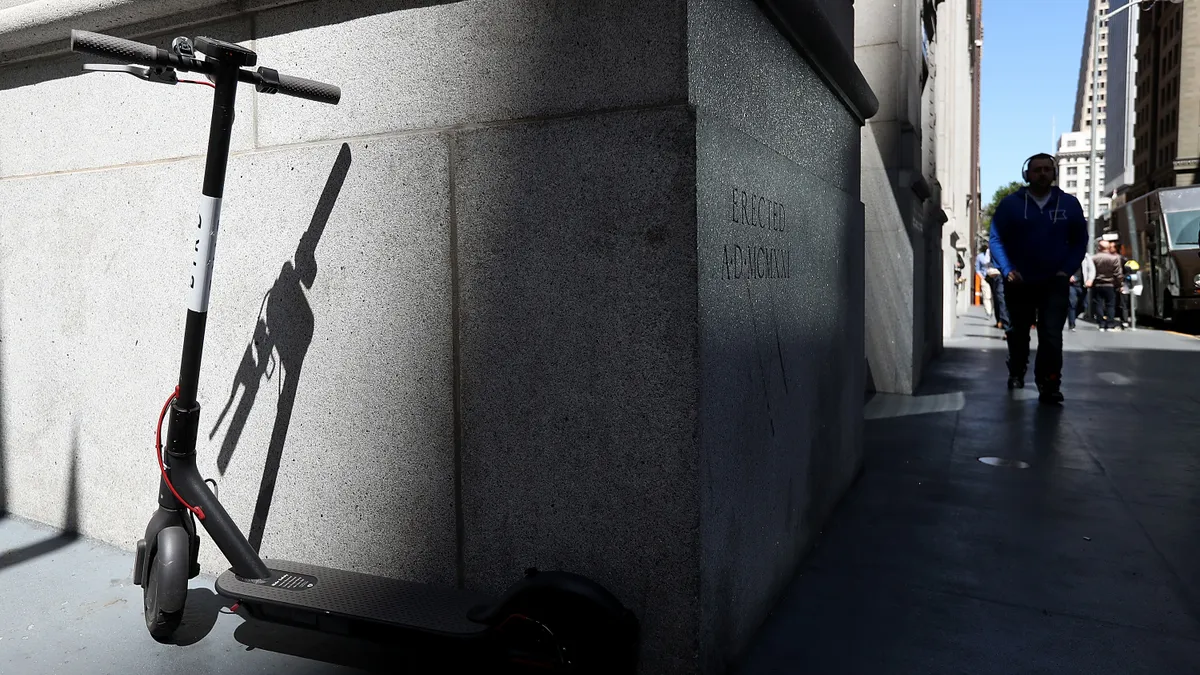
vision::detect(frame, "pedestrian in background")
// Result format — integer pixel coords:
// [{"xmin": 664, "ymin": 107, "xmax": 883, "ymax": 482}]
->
[
  {"xmin": 976, "ymin": 244, "xmax": 993, "ymax": 320},
  {"xmin": 1080, "ymin": 246, "xmax": 1096, "ymax": 322},
  {"xmin": 1068, "ymin": 261, "xmax": 1086, "ymax": 331},
  {"xmin": 1092, "ymin": 240, "xmax": 1123, "ymax": 332},
  {"xmin": 976, "ymin": 243, "xmax": 1009, "ymax": 333},
  {"xmin": 1117, "ymin": 242, "xmax": 1133, "ymax": 328}
]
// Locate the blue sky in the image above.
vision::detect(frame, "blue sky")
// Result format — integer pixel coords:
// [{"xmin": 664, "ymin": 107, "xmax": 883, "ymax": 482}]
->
[{"xmin": 980, "ymin": 0, "xmax": 1089, "ymax": 202}]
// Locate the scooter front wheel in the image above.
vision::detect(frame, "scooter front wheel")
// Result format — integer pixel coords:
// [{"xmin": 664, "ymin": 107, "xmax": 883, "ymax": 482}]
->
[{"xmin": 144, "ymin": 526, "xmax": 190, "ymax": 641}]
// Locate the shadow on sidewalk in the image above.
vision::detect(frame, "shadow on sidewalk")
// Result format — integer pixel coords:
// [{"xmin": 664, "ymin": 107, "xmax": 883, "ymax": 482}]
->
[{"xmin": 0, "ymin": 422, "xmax": 80, "ymax": 571}]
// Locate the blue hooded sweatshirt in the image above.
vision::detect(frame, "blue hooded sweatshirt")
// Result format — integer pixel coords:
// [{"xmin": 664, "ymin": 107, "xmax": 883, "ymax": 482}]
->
[{"xmin": 989, "ymin": 186, "xmax": 1088, "ymax": 283}]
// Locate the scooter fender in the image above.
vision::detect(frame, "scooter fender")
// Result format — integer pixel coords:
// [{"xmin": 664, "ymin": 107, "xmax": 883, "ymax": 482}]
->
[{"xmin": 135, "ymin": 507, "xmax": 197, "ymax": 587}]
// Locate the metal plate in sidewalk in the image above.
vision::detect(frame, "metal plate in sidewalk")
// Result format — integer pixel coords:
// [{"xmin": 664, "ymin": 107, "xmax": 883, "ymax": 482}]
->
[{"xmin": 978, "ymin": 457, "xmax": 1031, "ymax": 469}]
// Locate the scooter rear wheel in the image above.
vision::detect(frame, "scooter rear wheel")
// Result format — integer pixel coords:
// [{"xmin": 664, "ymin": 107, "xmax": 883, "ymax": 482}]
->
[
  {"xmin": 144, "ymin": 526, "xmax": 190, "ymax": 641},
  {"xmin": 495, "ymin": 606, "xmax": 638, "ymax": 674}
]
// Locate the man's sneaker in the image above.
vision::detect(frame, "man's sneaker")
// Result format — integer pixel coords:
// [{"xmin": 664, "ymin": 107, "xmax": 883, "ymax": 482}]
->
[{"xmin": 1037, "ymin": 377, "xmax": 1064, "ymax": 404}]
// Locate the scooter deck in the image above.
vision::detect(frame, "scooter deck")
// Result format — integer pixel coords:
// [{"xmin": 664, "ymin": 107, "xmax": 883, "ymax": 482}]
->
[{"xmin": 215, "ymin": 559, "xmax": 493, "ymax": 637}]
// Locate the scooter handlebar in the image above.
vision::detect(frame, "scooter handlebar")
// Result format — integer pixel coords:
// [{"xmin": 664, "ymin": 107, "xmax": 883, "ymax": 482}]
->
[
  {"xmin": 71, "ymin": 29, "xmax": 341, "ymax": 105},
  {"xmin": 254, "ymin": 67, "xmax": 341, "ymax": 105},
  {"xmin": 71, "ymin": 30, "xmax": 166, "ymax": 67}
]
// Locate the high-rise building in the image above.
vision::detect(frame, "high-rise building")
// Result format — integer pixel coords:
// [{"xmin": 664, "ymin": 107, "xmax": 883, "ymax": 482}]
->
[
  {"xmin": 1058, "ymin": 0, "xmax": 1111, "ymax": 219},
  {"xmin": 1073, "ymin": 0, "xmax": 1111, "ymax": 132},
  {"xmin": 1129, "ymin": 0, "xmax": 1198, "ymax": 197},
  {"xmin": 1104, "ymin": 0, "xmax": 1140, "ymax": 206}
]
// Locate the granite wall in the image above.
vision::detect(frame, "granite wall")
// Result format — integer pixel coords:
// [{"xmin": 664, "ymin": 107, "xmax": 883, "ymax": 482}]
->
[
  {"xmin": 0, "ymin": 0, "xmax": 873, "ymax": 671},
  {"xmin": 689, "ymin": 0, "xmax": 866, "ymax": 669}
]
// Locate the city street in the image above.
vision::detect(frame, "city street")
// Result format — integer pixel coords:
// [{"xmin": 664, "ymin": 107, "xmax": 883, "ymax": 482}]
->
[{"xmin": 1, "ymin": 0, "xmax": 1194, "ymax": 672}]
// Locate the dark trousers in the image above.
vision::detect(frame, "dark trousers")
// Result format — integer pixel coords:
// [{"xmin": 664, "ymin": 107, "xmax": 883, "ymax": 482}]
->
[
  {"xmin": 987, "ymin": 275, "xmax": 1010, "ymax": 329},
  {"xmin": 1094, "ymin": 286, "xmax": 1118, "ymax": 329},
  {"xmin": 1006, "ymin": 276, "xmax": 1070, "ymax": 382},
  {"xmin": 1068, "ymin": 284, "xmax": 1083, "ymax": 328}
]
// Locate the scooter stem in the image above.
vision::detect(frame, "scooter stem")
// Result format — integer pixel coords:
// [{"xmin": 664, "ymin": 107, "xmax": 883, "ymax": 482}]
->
[
  {"xmin": 177, "ymin": 59, "xmax": 239, "ymax": 409},
  {"xmin": 160, "ymin": 55, "xmax": 272, "ymax": 581}
]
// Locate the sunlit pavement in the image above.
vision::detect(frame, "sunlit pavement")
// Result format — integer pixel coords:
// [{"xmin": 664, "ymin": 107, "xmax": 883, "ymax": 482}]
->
[
  {"xmin": 736, "ymin": 307, "xmax": 1200, "ymax": 674},
  {"xmin": 0, "ymin": 513, "xmax": 429, "ymax": 674}
]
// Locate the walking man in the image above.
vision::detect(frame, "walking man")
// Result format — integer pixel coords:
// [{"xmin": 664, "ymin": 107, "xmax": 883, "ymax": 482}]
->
[
  {"xmin": 976, "ymin": 244, "xmax": 993, "ymax": 319},
  {"xmin": 1092, "ymin": 240, "xmax": 1123, "ymax": 331},
  {"xmin": 988, "ymin": 153, "xmax": 1088, "ymax": 403}
]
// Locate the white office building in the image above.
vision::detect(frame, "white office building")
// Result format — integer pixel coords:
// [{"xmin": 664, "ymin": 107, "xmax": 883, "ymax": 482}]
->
[{"xmin": 1057, "ymin": 130, "xmax": 1110, "ymax": 216}]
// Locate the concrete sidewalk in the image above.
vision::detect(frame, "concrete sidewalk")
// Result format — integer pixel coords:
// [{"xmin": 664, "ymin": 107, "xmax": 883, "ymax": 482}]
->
[
  {"xmin": 736, "ymin": 309, "xmax": 1200, "ymax": 673},
  {"xmin": 4, "ymin": 308, "xmax": 1200, "ymax": 674},
  {"xmin": 0, "ymin": 515, "xmax": 412, "ymax": 674}
]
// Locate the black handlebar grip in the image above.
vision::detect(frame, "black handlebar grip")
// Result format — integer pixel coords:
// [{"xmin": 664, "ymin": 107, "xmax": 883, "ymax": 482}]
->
[
  {"xmin": 276, "ymin": 72, "xmax": 342, "ymax": 105},
  {"xmin": 70, "ymin": 29, "xmax": 163, "ymax": 65},
  {"xmin": 257, "ymin": 67, "xmax": 340, "ymax": 105}
]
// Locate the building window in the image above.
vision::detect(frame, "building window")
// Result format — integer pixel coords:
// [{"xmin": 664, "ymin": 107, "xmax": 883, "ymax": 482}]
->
[
  {"xmin": 1067, "ymin": 167, "xmax": 1078, "ymax": 175},
  {"xmin": 1068, "ymin": 180, "xmax": 1078, "ymax": 188},
  {"xmin": 1068, "ymin": 140, "xmax": 1077, "ymax": 147}
]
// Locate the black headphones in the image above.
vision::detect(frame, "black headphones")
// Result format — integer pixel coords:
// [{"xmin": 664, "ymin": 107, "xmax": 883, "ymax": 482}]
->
[{"xmin": 1022, "ymin": 153, "xmax": 1058, "ymax": 183}]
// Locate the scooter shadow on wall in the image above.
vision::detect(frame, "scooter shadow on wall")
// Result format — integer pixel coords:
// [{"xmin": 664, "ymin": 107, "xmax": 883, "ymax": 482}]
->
[
  {"xmin": 0, "ymin": 421, "xmax": 80, "ymax": 571},
  {"xmin": 195, "ymin": 141, "xmax": 477, "ymax": 673},
  {"xmin": 207, "ymin": 142, "xmax": 351, "ymax": 553}
]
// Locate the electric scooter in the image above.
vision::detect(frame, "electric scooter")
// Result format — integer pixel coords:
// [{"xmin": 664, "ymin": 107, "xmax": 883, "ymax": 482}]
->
[{"xmin": 68, "ymin": 29, "xmax": 639, "ymax": 673}]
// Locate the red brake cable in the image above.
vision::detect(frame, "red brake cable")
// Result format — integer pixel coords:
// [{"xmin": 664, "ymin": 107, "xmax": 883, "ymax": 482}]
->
[{"xmin": 157, "ymin": 386, "xmax": 205, "ymax": 520}]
